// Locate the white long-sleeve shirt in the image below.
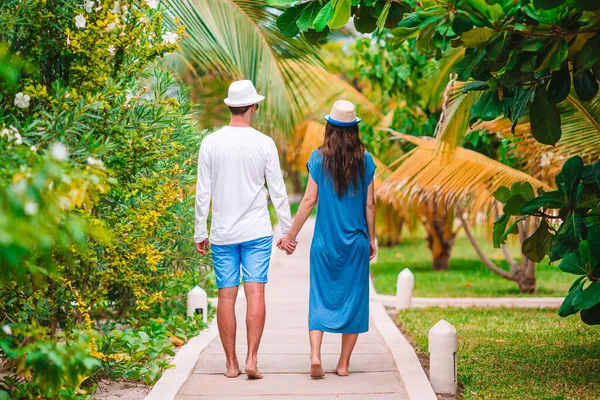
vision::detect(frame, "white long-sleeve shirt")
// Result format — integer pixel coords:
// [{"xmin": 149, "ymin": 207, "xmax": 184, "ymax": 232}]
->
[{"xmin": 194, "ymin": 126, "xmax": 292, "ymax": 245}]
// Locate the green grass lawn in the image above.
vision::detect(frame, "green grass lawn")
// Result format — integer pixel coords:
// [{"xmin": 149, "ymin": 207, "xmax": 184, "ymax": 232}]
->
[
  {"xmin": 371, "ymin": 228, "xmax": 572, "ymax": 297},
  {"xmin": 397, "ymin": 307, "xmax": 600, "ymax": 399}
]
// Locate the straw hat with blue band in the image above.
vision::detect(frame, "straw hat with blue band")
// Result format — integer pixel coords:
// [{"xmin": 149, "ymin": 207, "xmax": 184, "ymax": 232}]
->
[{"xmin": 324, "ymin": 100, "xmax": 361, "ymax": 127}]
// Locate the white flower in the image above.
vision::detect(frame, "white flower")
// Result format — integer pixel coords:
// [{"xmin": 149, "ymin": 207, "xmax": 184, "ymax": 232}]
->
[
  {"xmin": 14, "ymin": 92, "xmax": 30, "ymax": 109},
  {"xmin": 30, "ymin": 145, "xmax": 38, "ymax": 153},
  {"xmin": 125, "ymin": 89, "xmax": 134, "ymax": 103},
  {"xmin": 58, "ymin": 196, "xmax": 71, "ymax": 209},
  {"xmin": 87, "ymin": 156, "xmax": 104, "ymax": 166},
  {"xmin": 540, "ymin": 152, "xmax": 553, "ymax": 168},
  {"xmin": 50, "ymin": 143, "xmax": 69, "ymax": 161},
  {"xmin": 75, "ymin": 14, "xmax": 87, "ymax": 29},
  {"xmin": 48, "ymin": 181, "xmax": 55, "ymax": 190},
  {"xmin": 106, "ymin": 22, "xmax": 117, "ymax": 32},
  {"xmin": 14, "ymin": 133, "xmax": 23, "ymax": 145},
  {"xmin": 24, "ymin": 201, "xmax": 38, "ymax": 216},
  {"xmin": 2, "ymin": 325, "xmax": 11, "ymax": 336},
  {"xmin": 111, "ymin": 1, "xmax": 120, "ymax": 13},
  {"xmin": 107, "ymin": 45, "xmax": 116, "ymax": 55},
  {"xmin": 145, "ymin": 0, "xmax": 158, "ymax": 9},
  {"xmin": 162, "ymin": 32, "xmax": 178, "ymax": 44},
  {"xmin": 84, "ymin": 0, "xmax": 94, "ymax": 13},
  {"xmin": 95, "ymin": 4, "xmax": 102, "ymax": 11},
  {"xmin": 1, "ymin": 128, "xmax": 10, "ymax": 138}
]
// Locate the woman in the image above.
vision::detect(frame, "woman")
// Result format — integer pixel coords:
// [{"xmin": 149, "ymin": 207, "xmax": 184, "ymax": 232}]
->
[{"xmin": 278, "ymin": 99, "xmax": 377, "ymax": 378}]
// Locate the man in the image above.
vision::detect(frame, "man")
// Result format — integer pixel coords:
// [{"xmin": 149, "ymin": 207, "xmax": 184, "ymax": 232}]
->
[{"xmin": 194, "ymin": 80, "xmax": 294, "ymax": 379}]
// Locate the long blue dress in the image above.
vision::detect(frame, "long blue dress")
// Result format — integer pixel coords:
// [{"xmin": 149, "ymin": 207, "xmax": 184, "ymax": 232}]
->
[{"xmin": 307, "ymin": 149, "xmax": 376, "ymax": 334}]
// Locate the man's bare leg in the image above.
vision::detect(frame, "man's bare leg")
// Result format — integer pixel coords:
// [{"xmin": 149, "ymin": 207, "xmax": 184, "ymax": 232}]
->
[
  {"xmin": 217, "ymin": 286, "xmax": 241, "ymax": 378},
  {"xmin": 309, "ymin": 330, "xmax": 325, "ymax": 378},
  {"xmin": 334, "ymin": 333, "xmax": 359, "ymax": 376},
  {"xmin": 244, "ymin": 282, "xmax": 265, "ymax": 379}
]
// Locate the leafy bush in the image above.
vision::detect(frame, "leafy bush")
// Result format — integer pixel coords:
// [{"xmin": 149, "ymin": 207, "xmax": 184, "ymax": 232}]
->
[
  {"xmin": 0, "ymin": 0, "xmax": 213, "ymax": 397},
  {"xmin": 493, "ymin": 156, "xmax": 600, "ymax": 324}
]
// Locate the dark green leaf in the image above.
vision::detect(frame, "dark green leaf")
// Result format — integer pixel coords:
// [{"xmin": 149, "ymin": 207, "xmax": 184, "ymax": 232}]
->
[
  {"xmin": 297, "ymin": 2, "xmax": 324, "ymax": 31},
  {"xmin": 277, "ymin": 3, "xmax": 309, "ymax": 37},
  {"xmin": 576, "ymin": 32, "xmax": 600, "ymax": 69},
  {"xmin": 504, "ymin": 194, "xmax": 526, "ymax": 215},
  {"xmin": 520, "ymin": 191, "xmax": 564, "ymax": 213},
  {"xmin": 494, "ymin": 186, "xmax": 511, "ymax": 203},
  {"xmin": 559, "ymin": 252, "xmax": 587, "ymax": 275},
  {"xmin": 522, "ymin": 219, "xmax": 554, "ymax": 262},
  {"xmin": 389, "ymin": 27, "xmax": 419, "ymax": 47},
  {"xmin": 492, "ymin": 214, "xmax": 510, "ymax": 248},
  {"xmin": 582, "ymin": 159, "xmax": 600, "ymax": 188},
  {"xmin": 560, "ymin": 156, "xmax": 584, "ymax": 203},
  {"xmin": 452, "ymin": 49, "xmax": 485, "ymax": 81},
  {"xmin": 469, "ymin": 90, "xmax": 502, "ymax": 124},
  {"xmin": 573, "ymin": 69, "xmax": 599, "ymax": 102},
  {"xmin": 398, "ymin": 13, "xmax": 420, "ymax": 28},
  {"xmin": 581, "ymin": 302, "xmax": 600, "ymax": 325},
  {"xmin": 573, "ymin": 281, "xmax": 600, "ymax": 309},
  {"xmin": 452, "ymin": 15, "xmax": 473, "ymax": 35},
  {"xmin": 587, "ymin": 225, "xmax": 600, "ymax": 262},
  {"xmin": 536, "ymin": 38, "xmax": 567, "ymax": 73},
  {"xmin": 533, "ymin": 0, "xmax": 564, "ymax": 9},
  {"xmin": 530, "ymin": 86, "xmax": 562, "ymax": 145},
  {"xmin": 354, "ymin": 6, "xmax": 377, "ymax": 33},
  {"xmin": 558, "ymin": 276, "xmax": 586, "ymax": 317},
  {"xmin": 547, "ymin": 64, "xmax": 571, "ymax": 105}
]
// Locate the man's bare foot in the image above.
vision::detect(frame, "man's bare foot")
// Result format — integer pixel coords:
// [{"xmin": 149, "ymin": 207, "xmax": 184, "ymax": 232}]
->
[
  {"xmin": 245, "ymin": 358, "xmax": 264, "ymax": 380},
  {"xmin": 224, "ymin": 360, "xmax": 241, "ymax": 378},
  {"xmin": 333, "ymin": 364, "xmax": 349, "ymax": 377}
]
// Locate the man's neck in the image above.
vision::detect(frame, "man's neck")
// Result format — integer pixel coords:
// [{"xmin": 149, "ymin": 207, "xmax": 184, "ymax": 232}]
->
[{"xmin": 229, "ymin": 116, "xmax": 251, "ymax": 128}]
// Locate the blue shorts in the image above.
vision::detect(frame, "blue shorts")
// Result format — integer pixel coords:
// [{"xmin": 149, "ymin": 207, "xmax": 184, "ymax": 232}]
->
[{"xmin": 211, "ymin": 236, "xmax": 273, "ymax": 289}]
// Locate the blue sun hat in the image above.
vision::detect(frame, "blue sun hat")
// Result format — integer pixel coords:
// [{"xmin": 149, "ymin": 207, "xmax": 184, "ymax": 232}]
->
[{"xmin": 324, "ymin": 100, "xmax": 361, "ymax": 127}]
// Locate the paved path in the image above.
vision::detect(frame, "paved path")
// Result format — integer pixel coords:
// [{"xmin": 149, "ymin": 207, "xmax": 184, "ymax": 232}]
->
[{"xmin": 176, "ymin": 219, "xmax": 409, "ymax": 399}]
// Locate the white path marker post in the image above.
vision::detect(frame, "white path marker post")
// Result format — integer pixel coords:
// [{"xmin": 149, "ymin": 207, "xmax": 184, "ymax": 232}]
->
[
  {"xmin": 187, "ymin": 286, "xmax": 208, "ymax": 324},
  {"xmin": 395, "ymin": 268, "xmax": 414, "ymax": 311},
  {"xmin": 429, "ymin": 319, "xmax": 458, "ymax": 395}
]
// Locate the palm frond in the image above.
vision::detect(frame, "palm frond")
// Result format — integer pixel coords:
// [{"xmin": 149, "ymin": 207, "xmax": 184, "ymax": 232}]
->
[
  {"xmin": 476, "ymin": 92, "xmax": 600, "ymax": 183},
  {"xmin": 377, "ymin": 132, "xmax": 551, "ymax": 217},
  {"xmin": 165, "ymin": 0, "xmax": 326, "ymax": 137},
  {"xmin": 420, "ymin": 47, "xmax": 465, "ymax": 112}
]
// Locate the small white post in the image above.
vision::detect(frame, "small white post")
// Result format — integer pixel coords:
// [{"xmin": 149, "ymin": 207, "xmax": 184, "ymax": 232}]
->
[
  {"xmin": 370, "ymin": 238, "xmax": 379, "ymax": 264},
  {"xmin": 429, "ymin": 319, "xmax": 458, "ymax": 395},
  {"xmin": 187, "ymin": 286, "xmax": 208, "ymax": 324},
  {"xmin": 395, "ymin": 268, "xmax": 414, "ymax": 311}
]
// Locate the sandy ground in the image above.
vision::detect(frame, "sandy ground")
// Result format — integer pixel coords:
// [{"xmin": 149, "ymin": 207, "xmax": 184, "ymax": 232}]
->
[{"xmin": 93, "ymin": 379, "xmax": 150, "ymax": 400}]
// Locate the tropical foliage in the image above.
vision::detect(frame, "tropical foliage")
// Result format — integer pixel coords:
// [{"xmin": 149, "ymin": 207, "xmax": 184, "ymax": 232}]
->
[
  {"xmin": 493, "ymin": 156, "xmax": 600, "ymax": 324},
  {"xmin": 0, "ymin": 0, "xmax": 212, "ymax": 397}
]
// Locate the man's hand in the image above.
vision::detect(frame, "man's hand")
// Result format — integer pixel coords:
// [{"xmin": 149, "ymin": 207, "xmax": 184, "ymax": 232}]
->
[
  {"xmin": 369, "ymin": 239, "xmax": 377, "ymax": 261},
  {"xmin": 195, "ymin": 239, "xmax": 210, "ymax": 256},
  {"xmin": 277, "ymin": 234, "xmax": 297, "ymax": 255}
]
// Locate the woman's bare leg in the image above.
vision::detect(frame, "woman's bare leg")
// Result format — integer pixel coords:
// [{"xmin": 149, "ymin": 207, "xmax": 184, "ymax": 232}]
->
[
  {"xmin": 309, "ymin": 330, "xmax": 325, "ymax": 378},
  {"xmin": 334, "ymin": 333, "xmax": 358, "ymax": 376}
]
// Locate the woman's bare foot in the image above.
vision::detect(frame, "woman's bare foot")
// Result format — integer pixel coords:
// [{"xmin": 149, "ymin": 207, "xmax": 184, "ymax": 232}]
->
[
  {"xmin": 224, "ymin": 360, "xmax": 241, "ymax": 378},
  {"xmin": 245, "ymin": 358, "xmax": 264, "ymax": 379},
  {"xmin": 333, "ymin": 364, "xmax": 349, "ymax": 376},
  {"xmin": 310, "ymin": 360, "xmax": 325, "ymax": 379}
]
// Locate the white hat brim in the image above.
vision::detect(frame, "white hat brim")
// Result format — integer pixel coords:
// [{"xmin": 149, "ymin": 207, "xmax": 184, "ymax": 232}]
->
[{"xmin": 223, "ymin": 94, "xmax": 265, "ymax": 107}]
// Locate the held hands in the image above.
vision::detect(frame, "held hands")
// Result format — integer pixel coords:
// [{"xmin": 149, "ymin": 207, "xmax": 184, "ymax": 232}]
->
[
  {"xmin": 277, "ymin": 234, "xmax": 297, "ymax": 255},
  {"xmin": 195, "ymin": 239, "xmax": 210, "ymax": 256},
  {"xmin": 369, "ymin": 239, "xmax": 377, "ymax": 261}
]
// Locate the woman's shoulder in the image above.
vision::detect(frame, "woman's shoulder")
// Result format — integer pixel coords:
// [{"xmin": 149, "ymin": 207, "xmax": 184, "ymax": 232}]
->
[
  {"xmin": 309, "ymin": 148, "xmax": 323, "ymax": 162},
  {"xmin": 364, "ymin": 151, "xmax": 374, "ymax": 164}
]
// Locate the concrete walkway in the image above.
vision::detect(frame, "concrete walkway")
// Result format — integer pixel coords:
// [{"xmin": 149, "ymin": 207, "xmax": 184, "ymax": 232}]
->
[{"xmin": 176, "ymin": 219, "xmax": 409, "ymax": 399}]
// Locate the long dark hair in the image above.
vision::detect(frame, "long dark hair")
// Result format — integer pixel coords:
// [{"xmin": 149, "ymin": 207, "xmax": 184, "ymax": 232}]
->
[{"xmin": 321, "ymin": 122, "xmax": 366, "ymax": 197}]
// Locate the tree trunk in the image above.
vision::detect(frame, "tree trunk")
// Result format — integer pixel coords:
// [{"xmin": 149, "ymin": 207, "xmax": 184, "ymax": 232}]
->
[
  {"xmin": 517, "ymin": 219, "xmax": 538, "ymax": 293},
  {"xmin": 288, "ymin": 168, "xmax": 303, "ymax": 195},
  {"xmin": 376, "ymin": 203, "xmax": 404, "ymax": 247},
  {"xmin": 422, "ymin": 199, "xmax": 457, "ymax": 271}
]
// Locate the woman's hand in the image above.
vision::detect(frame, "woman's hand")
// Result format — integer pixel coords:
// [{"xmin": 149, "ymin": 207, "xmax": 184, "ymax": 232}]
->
[
  {"xmin": 369, "ymin": 239, "xmax": 377, "ymax": 260},
  {"xmin": 277, "ymin": 234, "xmax": 298, "ymax": 255}
]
